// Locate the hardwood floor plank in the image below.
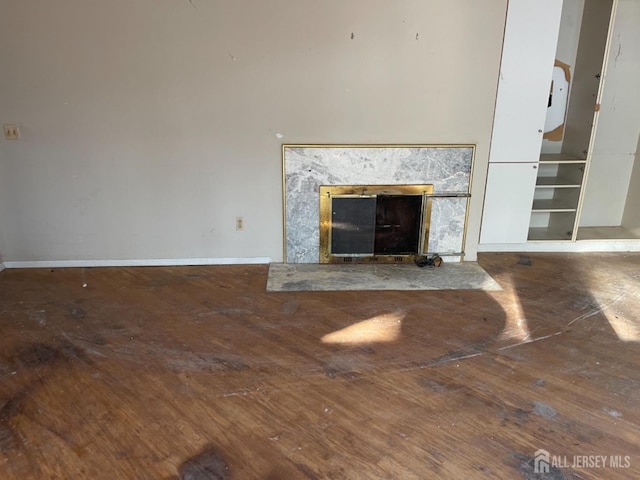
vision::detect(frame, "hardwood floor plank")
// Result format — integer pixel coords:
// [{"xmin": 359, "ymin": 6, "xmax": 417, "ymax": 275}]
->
[{"xmin": 1, "ymin": 253, "xmax": 639, "ymax": 478}]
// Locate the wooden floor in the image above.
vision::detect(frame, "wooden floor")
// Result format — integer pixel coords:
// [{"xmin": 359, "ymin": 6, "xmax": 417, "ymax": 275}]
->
[{"xmin": 1, "ymin": 253, "xmax": 639, "ymax": 479}]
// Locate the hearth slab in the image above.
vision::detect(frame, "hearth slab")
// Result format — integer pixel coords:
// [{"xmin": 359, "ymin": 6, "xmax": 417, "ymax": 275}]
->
[{"xmin": 266, "ymin": 262, "xmax": 501, "ymax": 292}]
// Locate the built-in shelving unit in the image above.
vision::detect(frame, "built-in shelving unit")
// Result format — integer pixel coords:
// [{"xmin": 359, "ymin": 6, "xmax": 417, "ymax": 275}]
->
[
  {"xmin": 480, "ymin": 0, "xmax": 640, "ymax": 252},
  {"xmin": 528, "ymin": 154, "xmax": 586, "ymax": 241}
]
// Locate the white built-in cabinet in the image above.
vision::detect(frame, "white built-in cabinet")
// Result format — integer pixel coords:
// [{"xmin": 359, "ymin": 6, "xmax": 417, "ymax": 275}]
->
[
  {"xmin": 487, "ymin": 0, "xmax": 564, "ymax": 164},
  {"xmin": 482, "ymin": 163, "xmax": 538, "ymax": 244},
  {"xmin": 480, "ymin": 0, "xmax": 640, "ymax": 250},
  {"xmin": 480, "ymin": 0, "xmax": 563, "ymax": 245}
]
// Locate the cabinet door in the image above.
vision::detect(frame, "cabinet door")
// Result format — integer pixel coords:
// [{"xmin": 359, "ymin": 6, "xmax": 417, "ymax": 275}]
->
[
  {"xmin": 480, "ymin": 163, "xmax": 538, "ymax": 244},
  {"xmin": 490, "ymin": 0, "xmax": 563, "ymax": 163}
]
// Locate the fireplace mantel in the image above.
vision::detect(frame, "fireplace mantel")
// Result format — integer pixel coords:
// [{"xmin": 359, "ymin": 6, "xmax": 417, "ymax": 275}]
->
[{"xmin": 282, "ymin": 144, "xmax": 474, "ymax": 263}]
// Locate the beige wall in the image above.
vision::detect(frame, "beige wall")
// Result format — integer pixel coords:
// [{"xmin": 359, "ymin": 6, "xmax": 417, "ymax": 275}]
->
[{"xmin": 0, "ymin": 0, "xmax": 506, "ymax": 263}]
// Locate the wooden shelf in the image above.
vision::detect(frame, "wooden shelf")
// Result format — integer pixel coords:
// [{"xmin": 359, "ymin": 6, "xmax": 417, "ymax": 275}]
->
[
  {"xmin": 576, "ymin": 226, "xmax": 640, "ymax": 241},
  {"xmin": 528, "ymin": 226, "xmax": 573, "ymax": 241},
  {"xmin": 528, "ymin": 161, "xmax": 583, "ymax": 240},
  {"xmin": 539, "ymin": 153, "xmax": 587, "ymax": 164},
  {"xmin": 528, "ymin": 210, "xmax": 576, "ymax": 241},
  {"xmin": 536, "ymin": 176, "xmax": 582, "ymax": 188},
  {"xmin": 531, "ymin": 199, "xmax": 578, "ymax": 212}
]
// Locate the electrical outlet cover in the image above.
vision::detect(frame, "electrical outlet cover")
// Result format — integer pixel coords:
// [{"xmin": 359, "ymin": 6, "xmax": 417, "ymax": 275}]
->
[{"xmin": 3, "ymin": 124, "xmax": 20, "ymax": 140}]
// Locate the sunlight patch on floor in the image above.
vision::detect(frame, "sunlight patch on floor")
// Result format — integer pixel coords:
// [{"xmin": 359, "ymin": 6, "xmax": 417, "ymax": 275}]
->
[
  {"xmin": 588, "ymin": 291, "xmax": 640, "ymax": 342},
  {"xmin": 489, "ymin": 277, "xmax": 531, "ymax": 343},
  {"xmin": 321, "ymin": 311, "xmax": 405, "ymax": 345},
  {"xmin": 606, "ymin": 312, "xmax": 640, "ymax": 342},
  {"xmin": 580, "ymin": 274, "xmax": 640, "ymax": 342}
]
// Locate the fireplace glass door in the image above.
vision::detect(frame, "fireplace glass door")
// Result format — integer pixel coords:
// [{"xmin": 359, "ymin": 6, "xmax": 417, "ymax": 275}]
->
[{"xmin": 320, "ymin": 185, "xmax": 433, "ymax": 263}]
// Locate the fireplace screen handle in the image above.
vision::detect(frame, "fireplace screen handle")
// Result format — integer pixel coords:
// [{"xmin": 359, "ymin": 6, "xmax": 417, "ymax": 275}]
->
[{"xmin": 423, "ymin": 192, "xmax": 471, "ymax": 198}]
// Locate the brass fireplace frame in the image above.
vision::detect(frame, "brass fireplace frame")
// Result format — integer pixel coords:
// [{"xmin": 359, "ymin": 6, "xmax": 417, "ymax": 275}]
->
[{"xmin": 319, "ymin": 184, "xmax": 434, "ymax": 264}]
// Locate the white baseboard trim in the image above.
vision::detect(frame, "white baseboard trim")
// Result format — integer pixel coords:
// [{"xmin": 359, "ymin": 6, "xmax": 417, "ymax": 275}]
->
[
  {"xmin": 3, "ymin": 257, "xmax": 272, "ymax": 269},
  {"xmin": 0, "ymin": 262, "xmax": 5, "ymax": 272},
  {"xmin": 478, "ymin": 240, "xmax": 640, "ymax": 253}
]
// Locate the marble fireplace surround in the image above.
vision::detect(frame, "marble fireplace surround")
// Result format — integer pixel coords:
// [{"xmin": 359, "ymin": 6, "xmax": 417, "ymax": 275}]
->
[{"xmin": 283, "ymin": 145, "xmax": 474, "ymax": 263}]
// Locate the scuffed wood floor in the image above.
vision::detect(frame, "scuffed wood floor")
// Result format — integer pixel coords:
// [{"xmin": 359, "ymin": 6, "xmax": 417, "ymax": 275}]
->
[{"xmin": 1, "ymin": 253, "xmax": 639, "ymax": 479}]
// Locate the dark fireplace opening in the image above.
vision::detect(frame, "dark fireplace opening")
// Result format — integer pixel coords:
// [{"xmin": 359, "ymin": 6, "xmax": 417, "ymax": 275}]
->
[
  {"xmin": 375, "ymin": 195, "xmax": 423, "ymax": 254},
  {"xmin": 331, "ymin": 195, "xmax": 423, "ymax": 255},
  {"xmin": 320, "ymin": 185, "xmax": 433, "ymax": 263}
]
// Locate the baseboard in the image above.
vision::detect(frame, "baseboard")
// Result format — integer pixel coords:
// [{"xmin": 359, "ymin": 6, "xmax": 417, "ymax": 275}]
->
[
  {"xmin": 0, "ymin": 262, "xmax": 5, "ymax": 272},
  {"xmin": 3, "ymin": 257, "xmax": 272, "ymax": 269},
  {"xmin": 478, "ymin": 240, "xmax": 640, "ymax": 253}
]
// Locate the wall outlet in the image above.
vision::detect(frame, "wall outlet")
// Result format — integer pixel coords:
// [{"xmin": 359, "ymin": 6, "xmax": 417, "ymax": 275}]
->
[
  {"xmin": 235, "ymin": 217, "xmax": 244, "ymax": 231},
  {"xmin": 3, "ymin": 124, "xmax": 20, "ymax": 140}
]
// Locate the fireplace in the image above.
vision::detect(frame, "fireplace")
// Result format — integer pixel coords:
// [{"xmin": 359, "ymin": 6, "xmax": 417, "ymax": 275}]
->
[
  {"xmin": 319, "ymin": 184, "xmax": 434, "ymax": 263},
  {"xmin": 282, "ymin": 145, "xmax": 474, "ymax": 263}
]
